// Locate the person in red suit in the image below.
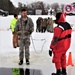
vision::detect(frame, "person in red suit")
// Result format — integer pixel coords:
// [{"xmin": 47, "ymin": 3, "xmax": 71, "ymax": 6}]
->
[{"xmin": 49, "ymin": 12, "xmax": 72, "ymax": 75}]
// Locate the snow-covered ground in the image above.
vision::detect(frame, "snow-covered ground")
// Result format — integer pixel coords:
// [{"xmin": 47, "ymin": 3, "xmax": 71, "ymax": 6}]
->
[
  {"xmin": 0, "ymin": 15, "xmax": 75, "ymax": 75},
  {"xmin": 0, "ymin": 15, "xmax": 75, "ymax": 31}
]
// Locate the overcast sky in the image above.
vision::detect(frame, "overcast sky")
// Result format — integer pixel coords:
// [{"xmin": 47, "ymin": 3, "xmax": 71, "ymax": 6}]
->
[{"xmin": 10, "ymin": 0, "xmax": 75, "ymax": 7}]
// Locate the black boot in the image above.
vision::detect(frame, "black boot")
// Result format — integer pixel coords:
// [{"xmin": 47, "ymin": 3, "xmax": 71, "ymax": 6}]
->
[
  {"xmin": 51, "ymin": 69, "xmax": 61, "ymax": 75},
  {"xmin": 17, "ymin": 45, "xmax": 19, "ymax": 47},
  {"xmin": 13, "ymin": 46, "xmax": 17, "ymax": 48},
  {"xmin": 26, "ymin": 59, "xmax": 30, "ymax": 65},
  {"xmin": 62, "ymin": 68, "xmax": 67, "ymax": 75},
  {"xmin": 19, "ymin": 60, "xmax": 23, "ymax": 65}
]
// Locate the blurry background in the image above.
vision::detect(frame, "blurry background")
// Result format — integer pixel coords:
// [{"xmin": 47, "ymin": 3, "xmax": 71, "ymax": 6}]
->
[{"xmin": 0, "ymin": 0, "xmax": 75, "ymax": 15}]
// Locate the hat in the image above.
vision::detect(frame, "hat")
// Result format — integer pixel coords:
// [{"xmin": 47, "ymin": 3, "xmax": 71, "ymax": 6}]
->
[
  {"xmin": 56, "ymin": 12, "xmax": 62, "ymax": 21},
  {"xmin": 55, "ymin": 12, "xmax": 66, "ymax": 23}
]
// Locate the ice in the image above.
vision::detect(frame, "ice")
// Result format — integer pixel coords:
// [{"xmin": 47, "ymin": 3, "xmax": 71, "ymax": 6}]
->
[{"xmin": 0, "ymin": 15, "xmax": 75, "ymax": 75}]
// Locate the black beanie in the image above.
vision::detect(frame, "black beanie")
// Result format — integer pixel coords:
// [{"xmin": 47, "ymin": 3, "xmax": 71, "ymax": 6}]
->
[{"xmin": 56, "ymin": 12, "xmax": 62, "ymax": 21}]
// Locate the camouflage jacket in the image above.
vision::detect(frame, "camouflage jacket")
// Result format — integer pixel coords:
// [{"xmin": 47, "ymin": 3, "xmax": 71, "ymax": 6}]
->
[
  {"xmin": 41, "ymin": 19, "xmax": 47, "ymax": 27},
  {"xmin": 15, "ymin": 17, "xmax": 34, "ymax": 39}
]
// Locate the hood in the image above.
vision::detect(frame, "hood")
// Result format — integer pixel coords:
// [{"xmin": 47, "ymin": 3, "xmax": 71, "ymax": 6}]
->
[{"xmin": 55, "ymin": 12, "xmax": 66, "ymax": 23}]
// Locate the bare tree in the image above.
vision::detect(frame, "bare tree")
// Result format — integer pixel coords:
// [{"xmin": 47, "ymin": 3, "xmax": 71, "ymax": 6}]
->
[
  {"xmin": 60, "ymin": 4, "xmax": 65, "ymax": 12},
  {"xmin": 51, "ymin": 3, "xmax": 60, "ymax": 14}
]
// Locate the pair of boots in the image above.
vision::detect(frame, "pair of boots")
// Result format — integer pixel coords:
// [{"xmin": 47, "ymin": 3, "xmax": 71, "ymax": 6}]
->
[
  {"xmin": 52, "ymin": 69, "xmax": 67, "ymax": 75},
  {"xmin": 19, "ymin": 59, "xmax": 30, "ymax": 65}
]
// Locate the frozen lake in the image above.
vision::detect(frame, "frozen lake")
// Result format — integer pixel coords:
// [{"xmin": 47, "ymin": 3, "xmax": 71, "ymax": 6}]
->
[
  {"xmin": 0, "ymin": 15, "xmax": 75, "ymax": 75},
  {"xmin": 0, "ymin": 15, "xmax": 75, "ymax": 31}
]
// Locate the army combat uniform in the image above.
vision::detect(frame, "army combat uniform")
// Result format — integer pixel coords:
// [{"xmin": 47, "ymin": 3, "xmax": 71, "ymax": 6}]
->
[{"xmin": 15, "ymin": 17, "xmax": 34, "ymax": 62}]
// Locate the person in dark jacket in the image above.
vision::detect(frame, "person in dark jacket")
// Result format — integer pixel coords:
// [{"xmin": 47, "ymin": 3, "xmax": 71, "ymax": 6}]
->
[
  {"xmin": 36, "ymin": 17, "xmax": 42, "ymax": 32},
  {"xmin": 49, "ymin": 12, "xmax": 72, "ymax": 75},
  {"xmin": 41, "ymin": 18, "xmax": 47, "ymax": 33}
]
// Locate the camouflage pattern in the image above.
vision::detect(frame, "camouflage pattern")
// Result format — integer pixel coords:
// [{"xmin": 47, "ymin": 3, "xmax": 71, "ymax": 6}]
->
[
  {"xmin": 19, "ymin": 38, "xmax": 30, "ymax": 60},
  {"xmin": 41, "ymin": 18, "xmax": 47, "ymax": 27},
  {"xmin": 47, "ymin": 18, "xmax": 54, "ymax": 32},
  {"xmin": 41, "ymin": 18, "xmax": 47, "ymax": 32},
  {"xmin": 49, "ymin": 18, "xmax": 54, "ymax": 32},
  {"xmin": 15, "ymin": 17, "xmax": 34, "ymax": 60}
]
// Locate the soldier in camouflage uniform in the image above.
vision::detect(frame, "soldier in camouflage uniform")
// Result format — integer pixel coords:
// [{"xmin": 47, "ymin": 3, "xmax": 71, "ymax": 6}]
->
[{"xmin": 15, "ymin": 9, "xmax": 34, "ymax": 65}]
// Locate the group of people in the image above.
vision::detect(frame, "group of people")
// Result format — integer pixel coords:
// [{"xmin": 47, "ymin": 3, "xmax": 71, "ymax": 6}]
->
[
  {"xmin": 10, "ymin": 8, "xmax": 72, "ymax": 75},
  {"xmin": 36, "ymin": 17, "xmax": 54, "ymax": 33}
]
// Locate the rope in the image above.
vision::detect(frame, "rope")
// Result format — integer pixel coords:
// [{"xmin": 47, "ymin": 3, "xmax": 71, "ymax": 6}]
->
[{"xmin": 31, "ymin": 35, "xmax": 46, "ymax": 54}]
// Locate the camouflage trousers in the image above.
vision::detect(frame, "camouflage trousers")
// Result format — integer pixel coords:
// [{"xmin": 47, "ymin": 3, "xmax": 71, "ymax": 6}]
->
[{"xmin": 19, "ymin": 38, "xmax": 30, "ymax": 60}]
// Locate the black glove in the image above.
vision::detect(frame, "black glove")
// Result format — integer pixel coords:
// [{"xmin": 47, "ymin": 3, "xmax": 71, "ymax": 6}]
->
[
  {"xmin": 24, "ymin": 31, "xmax": 30, "ymax": 35},
  {"xmin": 49, "ymin": 48, "xmax": 52, "ymax": 56}
]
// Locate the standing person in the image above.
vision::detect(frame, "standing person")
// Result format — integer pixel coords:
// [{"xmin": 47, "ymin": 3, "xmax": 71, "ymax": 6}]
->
[
  {"xmin": 36, "ymin": 17, "xmax": 43, "ymax": 32},
  {"xmin": 47, "ymin": 18, "xmax": 54, "ymax": 33},
  {"xmin": 15, "ymin": 9, "xmax": 34, "ymax": 65},
  {"xmin": 47, "ymin": 17, "xmax": 50, "ymax": 32},
  {"xmin": 49, "ymin": 12, "xmax": 72, "ymax": 75},
  {"xmin": 10, "ymin": 14, "xmax": 18, "ymax": 48},
  {"xmin": 41, "ymin": 18, "xmax": 47, "ymax": 33},
  {"xmin": 36, "ymin": 17, "xmax": 41, "ymax": 32},
  {"xmin": 49, "ymin": 18, "xmax": 54, "ymax": 33}
]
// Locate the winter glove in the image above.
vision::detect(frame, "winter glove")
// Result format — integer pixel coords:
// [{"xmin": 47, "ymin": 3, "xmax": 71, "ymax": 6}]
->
[
  {"xmin": 24, "ymin": 31, "xmax": 30, "ymax": 35},
  {"xmin": 17, "ymin": 31, "xmax": 30, "ymax": 36},
  {"xmin": 49, "ymin": 48, "xmax": 53, "ymax": 57},
  {"xmin": 17, "ymin": 31, "xmax": 22, "ymax": 35}
]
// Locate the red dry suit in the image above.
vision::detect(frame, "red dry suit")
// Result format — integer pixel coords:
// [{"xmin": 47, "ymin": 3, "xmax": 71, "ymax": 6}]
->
[{"xmin": 50, "ymin": 13, "xmax": 72, "ymax": 69}]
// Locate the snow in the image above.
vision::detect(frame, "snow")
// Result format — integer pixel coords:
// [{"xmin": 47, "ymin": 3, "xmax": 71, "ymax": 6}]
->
[{"xmin": 0, "ymin": 15, "xmax": 75, "ymax": 75}]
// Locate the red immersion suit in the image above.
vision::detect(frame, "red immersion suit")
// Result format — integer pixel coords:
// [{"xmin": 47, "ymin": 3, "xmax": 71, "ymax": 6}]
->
[{"xmin": 50, "ymin": 12, "xmax": 72, "ymax": 69}]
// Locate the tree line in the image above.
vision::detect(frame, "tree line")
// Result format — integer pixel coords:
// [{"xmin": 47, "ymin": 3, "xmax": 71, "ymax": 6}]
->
[{"xmin": 0, "ymin": 0, "xmax": 65, "ymax": 15}]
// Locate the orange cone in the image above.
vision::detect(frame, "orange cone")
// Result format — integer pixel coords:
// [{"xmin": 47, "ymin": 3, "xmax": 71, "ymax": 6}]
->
[{"xmin": 66, "ymin": 52, "xmax": 74, "ymax": 66}]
